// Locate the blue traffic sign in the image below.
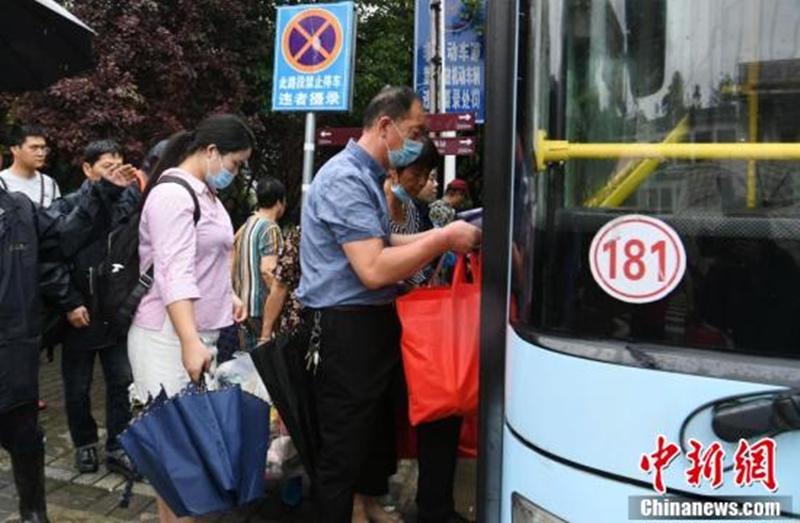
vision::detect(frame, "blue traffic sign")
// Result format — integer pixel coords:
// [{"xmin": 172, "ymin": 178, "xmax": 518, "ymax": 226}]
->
[
  {"xmin": 414, "ymin": 0, "xmax": 485, "ymax": 123},
  {"xmin": 272, "ymin": 2, "xmax": 356, "ymax": 112}
]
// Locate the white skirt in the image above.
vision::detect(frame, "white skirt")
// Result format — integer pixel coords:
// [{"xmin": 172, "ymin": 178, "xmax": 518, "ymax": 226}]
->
[{"xmin": 127, "ymin": 317, "xmax": 219, "ymax": 404}]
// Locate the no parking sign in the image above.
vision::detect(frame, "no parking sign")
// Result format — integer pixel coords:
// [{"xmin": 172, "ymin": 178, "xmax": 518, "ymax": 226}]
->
[
  {"xmin": 589, "ymin": 215, "xmax": 686, "ymax": 304},
  {"xmin": 272, "ymin": 2, "xmax": 356, "ymax": 112}
]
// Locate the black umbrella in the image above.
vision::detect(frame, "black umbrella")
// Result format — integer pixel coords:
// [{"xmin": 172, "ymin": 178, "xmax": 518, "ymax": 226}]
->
[
  {"xmin": 0, "ymin": 0, "xmax": 95, "ymax": 92},
  {"xmin": 250, "ymin": 327, "xmax": 319, "ymax": 480}
]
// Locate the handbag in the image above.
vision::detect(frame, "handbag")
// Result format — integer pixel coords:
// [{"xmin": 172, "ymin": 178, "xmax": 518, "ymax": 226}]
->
[{"xmin": 396, "ymin": 253, "xmax": 481, "ymax": 426}]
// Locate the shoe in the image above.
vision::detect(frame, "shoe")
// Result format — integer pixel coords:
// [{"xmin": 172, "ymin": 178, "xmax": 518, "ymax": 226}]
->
[
  {"xmin": 106, "ymin": 450, "xmax": 142, "ymax": 480},
  {"xmin": 74, "ymin": 446, "xmax": 98, "ymax": 474}
]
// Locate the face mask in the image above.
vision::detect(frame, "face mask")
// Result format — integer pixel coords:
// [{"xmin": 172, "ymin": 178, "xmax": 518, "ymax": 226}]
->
[
  {"xmin": 205, "ymin": 152, "xmax": 235, "ymax": 190},
  {"xmin": 391, "ymin": 183, "xmax": 413, "ymax": 204},
  {"xmin": 386, "ymin": 121, "xmax": 423, "ymax": 168}
]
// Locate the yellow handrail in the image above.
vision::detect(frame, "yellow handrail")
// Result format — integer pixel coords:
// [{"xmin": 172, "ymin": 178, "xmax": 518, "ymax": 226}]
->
[
  {"xmin": 584, "ymin": 117, "xmax": 690, "ymax": 207},
  {"xmin": 535, "ymin": 132, "xmax": 800, "ymax": 171}
]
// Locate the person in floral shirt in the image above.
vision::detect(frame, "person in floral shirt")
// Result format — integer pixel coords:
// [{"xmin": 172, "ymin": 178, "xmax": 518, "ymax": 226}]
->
[{"xmin": 261, "ymin": 221, "xmax": 302, "ymax": 340}]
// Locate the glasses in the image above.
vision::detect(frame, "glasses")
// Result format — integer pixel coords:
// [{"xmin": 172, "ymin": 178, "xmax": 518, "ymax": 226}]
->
[{"xmin": 26, "ymin": 145, "xmax": 50, "ymax": 154}]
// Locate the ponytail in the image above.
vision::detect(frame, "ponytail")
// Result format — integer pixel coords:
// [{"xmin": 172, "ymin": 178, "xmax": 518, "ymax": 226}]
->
[
  {"xmin": 141, "ymin": 114, "xmax": 254, "ymax": 203},
  {"xmin": 142, "ymin": 130, "xmax": 195, "ymax": 201}
]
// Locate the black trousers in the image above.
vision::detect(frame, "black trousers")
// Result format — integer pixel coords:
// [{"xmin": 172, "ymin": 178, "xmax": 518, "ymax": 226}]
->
[
  {"xmin": 312, "ymin": 305, "xmax": 401, "ymax": 523},
  {"xmin": 416, "ymin": 415, "xmax": 464, "ymax": 522},
  {"xmin": 0, "ymin": 402, "xmax": 42, "ymax": 454},
  {"xmin": 62, "ymin": 338, "xmax": 132, "ymax": 452}
]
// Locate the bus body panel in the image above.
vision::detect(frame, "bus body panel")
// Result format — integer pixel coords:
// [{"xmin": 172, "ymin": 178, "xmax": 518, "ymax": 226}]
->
[
  {"xmin": 505, "ymin": 328, "xmax": 800, "ymax": 504},
  {"xmin": 502, "ymin": 422, "xmax": 789, "ymax": 522}
]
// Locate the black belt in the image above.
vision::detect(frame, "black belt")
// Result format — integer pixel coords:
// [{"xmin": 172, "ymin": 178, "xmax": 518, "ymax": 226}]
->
[{"xmin": 324, "ymin": 302, "xmax": 395, "ymax": 313}]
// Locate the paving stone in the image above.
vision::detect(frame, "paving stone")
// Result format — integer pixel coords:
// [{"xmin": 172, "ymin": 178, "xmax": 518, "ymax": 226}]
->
[
  {"xmin": 105, "ymin": 495, "xmax": 155, "ymax": 520},
  {"xmin": 84, "ymin": 488, "xmax": 140, "ymax": 516},
  {"xmin": 73, "ymin": 469, "xmax": 113, "ymax": 487},
  {"xmin": 129, "ymin": 481, "xmax": 156, "ymax": 498},
  {"xmin": 0, "ymin": 497, "xmax": 18, "ymax": 514},
  {"xmin": 46, "ymin": 483, "xmax": 110, "ymax": 512},
  {"xmin": 94, "ymin": 472, "xmax": 126, "ymax": 491},
  {"xmin": 43, "ymin": 465, "xmax": 80, "ymax": 483}
]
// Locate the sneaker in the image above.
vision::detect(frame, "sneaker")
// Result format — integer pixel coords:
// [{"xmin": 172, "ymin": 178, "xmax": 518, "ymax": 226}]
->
[
  {"xmin": 106, "ymin": 449, "xmax": 142, "ymax": 480},
  {"xmin": 74, "ymin": 446, "xmax": 98, "ymax": 473}
]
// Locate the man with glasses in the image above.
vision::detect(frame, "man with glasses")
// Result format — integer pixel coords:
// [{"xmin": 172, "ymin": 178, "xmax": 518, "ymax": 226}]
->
[{"xmin": 1, "ymin": 125, "xmax": 60, "ymax": 207}]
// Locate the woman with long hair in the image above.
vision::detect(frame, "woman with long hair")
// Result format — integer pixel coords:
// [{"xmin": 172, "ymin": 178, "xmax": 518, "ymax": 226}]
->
[{"xmin": 127, "ymin": 113, "xmax": 254, "ymax": 523}]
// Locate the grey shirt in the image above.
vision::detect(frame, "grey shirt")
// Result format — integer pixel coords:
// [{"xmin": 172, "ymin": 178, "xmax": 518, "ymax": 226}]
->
[{"xmin": 297, "ymin": 140, "xmax": 397, "ymax": 308}]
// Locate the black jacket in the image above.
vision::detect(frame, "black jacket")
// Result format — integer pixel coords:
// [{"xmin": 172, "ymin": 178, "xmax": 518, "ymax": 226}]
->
[
  {"xmin": 49, "ymin": 181, "xmax": 142, "ymax": 351},
  {"xmin": 0, "ymin": 180, "xmax": 126, "ymax": 413}
]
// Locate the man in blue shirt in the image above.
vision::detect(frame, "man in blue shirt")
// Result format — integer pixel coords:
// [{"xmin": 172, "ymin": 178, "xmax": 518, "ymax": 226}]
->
[{"xmin": 298, "ymin": 86, "xmax": 480, "ymax": 522}]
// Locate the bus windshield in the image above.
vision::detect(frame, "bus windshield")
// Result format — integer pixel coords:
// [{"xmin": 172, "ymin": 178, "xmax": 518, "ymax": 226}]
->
[{"xmin": 514, "ymin": 0, "xmax": 800, "ymax": 358}]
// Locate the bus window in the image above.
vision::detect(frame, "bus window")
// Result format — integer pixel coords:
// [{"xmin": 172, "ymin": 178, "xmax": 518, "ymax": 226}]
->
[{"xmin": 515, "ymin": 0, "xmax": 800, "ymax": 358}]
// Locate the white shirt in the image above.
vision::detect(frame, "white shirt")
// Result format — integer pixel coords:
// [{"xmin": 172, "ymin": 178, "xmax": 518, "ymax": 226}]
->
[{"xmin": 0, "ymin": 169, "xmax": 61, "ymax": 207}]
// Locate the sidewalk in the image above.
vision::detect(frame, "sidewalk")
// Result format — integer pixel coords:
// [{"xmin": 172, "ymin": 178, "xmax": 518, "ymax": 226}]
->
[{"xmin": 0, "ymin": 349, "xmax": 476, "ymax": 522}]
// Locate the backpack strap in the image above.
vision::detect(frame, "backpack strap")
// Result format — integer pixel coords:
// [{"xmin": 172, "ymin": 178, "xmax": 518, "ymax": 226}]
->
[
  {"xmin": 137, "ymin": 175, "xmax": 202, "ymax": 286},
  {"xmin": 0, "ymin": 177, "xmax": 7, "ymax": 190},
  {"xmin": 158, "ymin": 175, "xmax": 201, "ymax": 224}
]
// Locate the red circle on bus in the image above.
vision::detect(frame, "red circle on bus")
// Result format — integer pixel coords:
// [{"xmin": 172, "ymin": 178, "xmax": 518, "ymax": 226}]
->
[{"xmin": 589, "ymin": 215, "xmax": 686, "ymax": 304}]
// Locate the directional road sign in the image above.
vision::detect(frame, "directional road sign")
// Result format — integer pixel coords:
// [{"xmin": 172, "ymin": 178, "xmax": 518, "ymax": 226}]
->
[
  {"xmin": 427, "ymin": 112, "xmax": 476, "ymax": 132},
  {"xmin": 316, "ymin": 128, "xmax": 476, "ymax": 156},
  {"xmin": 431, "ymin": 136, "xmax": 476, "ymax": 156},
  {"xmin": 272, "ymin": 2, "xmax": 356, "ymax": 112}
]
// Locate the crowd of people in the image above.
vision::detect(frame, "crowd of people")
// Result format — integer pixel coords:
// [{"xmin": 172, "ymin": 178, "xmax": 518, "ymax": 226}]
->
[{"xmin": 0, "ymin": 85, "xmax": 479, "ymax": 523}]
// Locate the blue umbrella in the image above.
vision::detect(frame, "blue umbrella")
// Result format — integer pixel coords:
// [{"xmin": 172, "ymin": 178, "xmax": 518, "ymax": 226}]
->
[
  {"xmin": 237, "ymin": 390, "xmax": 270, "ymax": 504},
  {"xmin": 119, "ymin": 388, "xmax": 231, "ymax": 516},
  {"xmin": 174, "ymin": 385, "xmax": 240, "ymax": 497},
  {"xmin": 119, "ymin": 384, "xmax": 270, "ymax": 517}
]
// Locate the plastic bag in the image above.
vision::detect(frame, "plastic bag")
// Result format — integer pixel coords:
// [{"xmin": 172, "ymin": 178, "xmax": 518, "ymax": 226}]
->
[
  {"xmin": 216, "ymin": 352, "xmax": 271, "ymax": 404},
  {"xmin": 265, "ymin": 406, "xmax": 303, "ymax": 479}
]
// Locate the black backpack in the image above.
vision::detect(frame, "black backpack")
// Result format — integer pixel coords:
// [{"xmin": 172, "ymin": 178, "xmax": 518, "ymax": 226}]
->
[{"xmin": 97, "ymin": 175, "xmax": 200, "ymax": 334}]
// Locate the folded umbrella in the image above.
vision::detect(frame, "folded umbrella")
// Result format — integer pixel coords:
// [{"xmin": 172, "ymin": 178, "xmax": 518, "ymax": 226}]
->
[
  {"xmin": 119, "ymin": 383, "xmax": 271, "ymax": 517},
  {"xmin": 174, "ymin": 384, "xmax": 240, "ymax": 498},
  {"xmin": 250, "ymin": 326, "xmax": 318, "ymax": 480},
  {"xmin": 237, "ymin": 390, "xmax": 271, "ymax": 504},
  {"xmin": 119, "ymin": 387, "xmax": 231, "ymax": 517}
]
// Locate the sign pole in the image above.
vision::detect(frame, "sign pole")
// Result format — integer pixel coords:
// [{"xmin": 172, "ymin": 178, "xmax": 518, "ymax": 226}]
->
[
  {"xmin": 440, "ymin": 0, "xmax": 456, "ymax": 188},
  {"xmin": 302, "ymin": 111, "xmax": 316, "ymax": 205},
  {"xmin": 429, "ymin": 0, "xmax": 441, "ymax": 114}
]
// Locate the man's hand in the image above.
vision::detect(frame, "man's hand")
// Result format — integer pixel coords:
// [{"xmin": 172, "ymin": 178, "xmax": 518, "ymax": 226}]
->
[
  {"xmin": 443, "ymin": 221, "xmax": 482, "ymax": 253},
  {"xmin": 232, "ymin": 294, "xmax": 248, "ymax": 323},
  {"xmin": 103, "ymin": 163, "xmax": 138, "ymax": 187},
  {"xmin": 66, "ymin": 306, "xmax": 90, "ymax": 328}
]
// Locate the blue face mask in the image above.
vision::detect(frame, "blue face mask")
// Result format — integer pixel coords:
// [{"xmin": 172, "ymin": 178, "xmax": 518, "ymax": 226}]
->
[
  {"xmin": 387, "ymin": 121, "xmax": 423, "ymax": 168},
  {"xmin": 206, "ymin": 153, "xmax": 235, "ymax": 190},
  {"xmin": 391, "ymin": 183, "xmax": 413, "ymax": 204}
]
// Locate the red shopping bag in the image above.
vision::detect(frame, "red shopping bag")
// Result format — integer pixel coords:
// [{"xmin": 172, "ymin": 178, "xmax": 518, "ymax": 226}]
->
[{"xmin": 397, "ymin": 253, "xmax": 481, "ymax": 426}]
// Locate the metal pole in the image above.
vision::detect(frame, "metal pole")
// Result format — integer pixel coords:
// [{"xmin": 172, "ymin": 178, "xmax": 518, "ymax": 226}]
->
[
  {"xmin": 430, "ymin": 0, "xmax": 442, "ymax": 114},
  {"xmin": 439, "ymin": 0, "xmax": 457, "ymax": 188},
  {"xmin": 302, "ymin": 112, "xmax": 316, "ymax": 205}
]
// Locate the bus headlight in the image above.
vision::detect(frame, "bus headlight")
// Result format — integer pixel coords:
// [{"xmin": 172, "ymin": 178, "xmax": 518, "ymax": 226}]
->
[{"xmin": 512, "ymin": 492, "xmax": 567, "ymax": 523}]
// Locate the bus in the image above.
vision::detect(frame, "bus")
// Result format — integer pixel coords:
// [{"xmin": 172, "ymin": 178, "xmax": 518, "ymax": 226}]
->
[{"xmin": 478, "ymin": 1, "xmax": 800, "ymax": 521}]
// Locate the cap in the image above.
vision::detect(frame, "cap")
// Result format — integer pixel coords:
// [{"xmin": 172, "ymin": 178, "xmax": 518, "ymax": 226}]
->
[{"xmin": 446, "ymin": 179, "xmax": 468, "ymax": 192}]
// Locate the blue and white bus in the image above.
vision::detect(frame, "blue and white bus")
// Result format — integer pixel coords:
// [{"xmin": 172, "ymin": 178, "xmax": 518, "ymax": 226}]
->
[{"xmin": 478, "ymin": 1, "xmax": 800, "ymax": 521}]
